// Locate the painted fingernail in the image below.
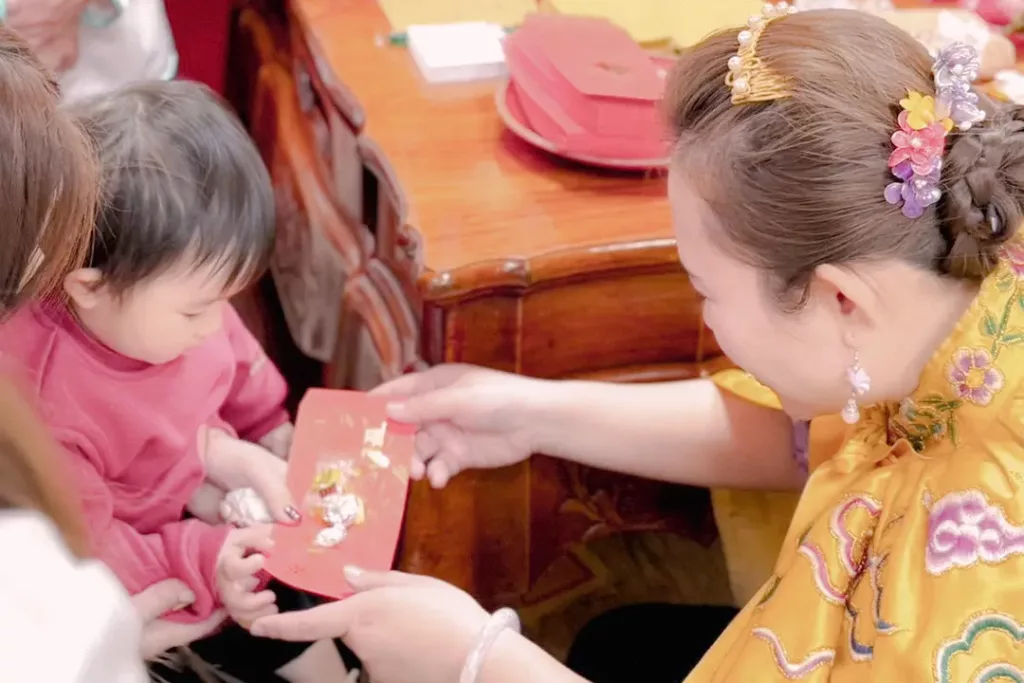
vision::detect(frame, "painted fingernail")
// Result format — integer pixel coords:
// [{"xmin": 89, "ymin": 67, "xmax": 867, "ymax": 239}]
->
[{"xmin": 285, "ymin": 505, "xmax": 301, "ymax": 522}]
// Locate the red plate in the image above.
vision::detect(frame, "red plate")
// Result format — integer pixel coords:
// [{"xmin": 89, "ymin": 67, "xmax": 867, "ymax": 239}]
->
[
  {"xmin": 264, "ymin": 389, "xmax": 415, "ymax": 600},
  {"xmin": 495, "ymin": 56, "xmax": 675, "ymax": 170}
]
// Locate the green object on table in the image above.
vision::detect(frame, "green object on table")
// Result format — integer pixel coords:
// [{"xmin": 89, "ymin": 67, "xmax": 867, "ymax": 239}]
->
[{"xmin": 380, "ymin": 24, "xmax": 517, "ymax": 47}]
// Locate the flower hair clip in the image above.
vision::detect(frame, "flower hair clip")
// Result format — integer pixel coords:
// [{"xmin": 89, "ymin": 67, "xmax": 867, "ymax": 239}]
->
[
  {"xmin": 884, "ymin": 42, "xmax": 986, "ymax": 219},
  {"xmin": 725, "ymin": 2, "xmax": 798, "ymax": 105}
]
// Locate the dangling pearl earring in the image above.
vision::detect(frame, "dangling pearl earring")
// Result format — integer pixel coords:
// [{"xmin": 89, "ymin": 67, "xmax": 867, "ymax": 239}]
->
[{"xmin": 841, "ymin": 351, "xmax": 871, "ymax": 425}]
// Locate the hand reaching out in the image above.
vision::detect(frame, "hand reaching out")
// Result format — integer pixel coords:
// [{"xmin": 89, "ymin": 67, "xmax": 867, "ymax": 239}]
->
[
  {"xmin": 370, "ymin": 364, "xmax": 552, "ymax": 488},
  {"xmin": 216, "ymin": 525, "xmax": 278, "ymax": 628},
  {"xmin": 252, "ymin": 568, "xmax": 490, "ymax": 683}
]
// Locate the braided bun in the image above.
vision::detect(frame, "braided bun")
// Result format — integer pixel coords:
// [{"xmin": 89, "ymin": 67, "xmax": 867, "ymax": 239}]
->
[{"xmin": 939, "ymin": 102, "xmax": 1024, "ymax": 279}]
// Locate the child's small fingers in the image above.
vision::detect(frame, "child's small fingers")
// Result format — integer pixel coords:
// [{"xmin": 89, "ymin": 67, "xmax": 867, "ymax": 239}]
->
[
  {"xmin": 235, "ymin": 604, "xmax": 280, "ymax": 629},
  {"xmin": 228, "ymin": 588, "xmax": 276, "ymax": 613},
  {"xmin": 236, "ymin": 553, "xmax": 266, "ymax": 577},
  {"xmin": 233, "ymin": 524, "xmax": 275, "ymax": 552},
  {"xmin": 241, "ymin": 576, "xmax": 261, "ymax": 592},
  {"xmin": 222, "ymin": 553, "xmax": 265, "ymax": 581}
]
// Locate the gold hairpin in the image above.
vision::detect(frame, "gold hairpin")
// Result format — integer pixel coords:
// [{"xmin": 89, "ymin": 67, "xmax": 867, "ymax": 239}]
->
[{"xmin": 725, "ymin": 2, "xmax": 798, "ymax": 105}]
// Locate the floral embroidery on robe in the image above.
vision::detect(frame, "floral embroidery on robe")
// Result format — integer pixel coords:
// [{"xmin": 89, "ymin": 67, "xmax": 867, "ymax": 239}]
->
[{"xmin": 697, "ymin": 249, "xmax": 1024, "ymax": 681}]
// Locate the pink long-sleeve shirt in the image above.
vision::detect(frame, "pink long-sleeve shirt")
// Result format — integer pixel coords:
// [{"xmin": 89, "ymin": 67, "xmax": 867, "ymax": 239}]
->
[{"xmin": 0, "ymin": 303, "xmax": 289, "ymax": 623}]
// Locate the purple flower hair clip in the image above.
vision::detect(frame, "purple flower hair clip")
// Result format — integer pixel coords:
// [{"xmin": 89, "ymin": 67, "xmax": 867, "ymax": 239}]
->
[{"xmin": 884, "ymin": 42, "xmax": 985, "ymax": 219}]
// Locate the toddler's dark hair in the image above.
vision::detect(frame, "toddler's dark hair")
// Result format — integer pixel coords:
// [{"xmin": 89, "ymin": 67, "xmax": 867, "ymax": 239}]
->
[
  {"xmin": 665, "ymin": 10, "xmax": 1024, "ymax": 308},
  {"xmin": 65, "ymin": 80, "xmax": 274, "ymax": 293}
]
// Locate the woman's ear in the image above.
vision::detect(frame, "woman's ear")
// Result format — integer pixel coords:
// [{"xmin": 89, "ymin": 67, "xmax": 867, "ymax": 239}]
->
[
  {"xmin": 63, "ymin": 268, "xmax": 105, "ymax": 309},
  {"xmin": 810, "ymin": 264, "xmax": 883, "ymax": 347}
]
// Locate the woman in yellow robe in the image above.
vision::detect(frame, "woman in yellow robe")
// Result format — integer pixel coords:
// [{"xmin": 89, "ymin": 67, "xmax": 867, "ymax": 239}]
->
[
  {"xmin": 245, "ymin": 7, "xmax": 1024, "ymax": 683},
  {"xmin": 701, "ymin": 253, "xmax": 1024, "ymax": 681}
]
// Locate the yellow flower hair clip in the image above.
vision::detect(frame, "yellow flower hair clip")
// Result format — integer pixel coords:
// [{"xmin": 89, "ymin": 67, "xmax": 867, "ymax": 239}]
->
[
  {"xmin": 725, "ymin": 1, "xmax": 798, "ymax": 105},
  {"xmin": 884, "ymin": 43, "xmax": 987, "ymax": 219},
  {"xmin": 898, "ymin": 91, "xmax": 953, "ymax": 133}
]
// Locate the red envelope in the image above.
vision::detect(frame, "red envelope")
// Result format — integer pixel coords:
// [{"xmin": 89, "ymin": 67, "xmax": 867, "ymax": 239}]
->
[{"xmin": 264, "ymin": 389, "xmax": 415, "ymax": 599}]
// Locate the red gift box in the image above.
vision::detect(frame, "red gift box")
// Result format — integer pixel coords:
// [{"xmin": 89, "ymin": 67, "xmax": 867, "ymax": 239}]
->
[{"xmin": 503, "ymin": 14, "xmax": 669, "ymax": 160}]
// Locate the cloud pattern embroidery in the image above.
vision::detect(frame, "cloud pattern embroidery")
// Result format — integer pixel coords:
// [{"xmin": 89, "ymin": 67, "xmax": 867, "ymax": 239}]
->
[{"xmin": 926, "ymin": 489, "xmax": 1024, "ymax": 575}]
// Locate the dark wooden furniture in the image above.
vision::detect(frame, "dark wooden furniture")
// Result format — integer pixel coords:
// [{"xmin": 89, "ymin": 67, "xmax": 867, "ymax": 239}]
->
[{"xmin": 229, "ymin": 0, "xmax": 729, "ymax": 621}]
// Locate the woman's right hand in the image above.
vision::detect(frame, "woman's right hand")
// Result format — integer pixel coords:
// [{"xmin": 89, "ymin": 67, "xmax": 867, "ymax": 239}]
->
[{"xmin": 372, "ymin": 364, "xmax": 553, "ymax": 488}]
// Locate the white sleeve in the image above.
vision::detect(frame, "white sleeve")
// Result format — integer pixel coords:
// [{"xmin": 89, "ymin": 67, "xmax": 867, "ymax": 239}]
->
[
  {"xmin": 60, "ymin": 0, "xmax": 179, "ymax": 102},
  {"xmin": 0, "ymin": 511, "xmax": 148, "ymax": 683}
]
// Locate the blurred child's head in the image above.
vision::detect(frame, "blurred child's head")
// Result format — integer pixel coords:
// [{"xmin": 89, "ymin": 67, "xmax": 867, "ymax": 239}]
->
[
  {"xmin": 664, "ymin": 9, "xmax": 1024, "ymax": 418},
  {"xmin": 63, "ymin": 80, "xmax": 275, "ymax": 365}
]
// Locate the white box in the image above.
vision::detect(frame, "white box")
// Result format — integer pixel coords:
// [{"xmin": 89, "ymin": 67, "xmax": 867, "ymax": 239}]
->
[{"xmin": 407, "ymin": 22, "xmax": 508, "ymax": 84}]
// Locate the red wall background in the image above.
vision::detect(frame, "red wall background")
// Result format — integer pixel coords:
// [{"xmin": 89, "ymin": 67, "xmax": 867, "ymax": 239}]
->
[{"xmin": 164, "ymin": 0, "xmax": 234, "ymax": 95}]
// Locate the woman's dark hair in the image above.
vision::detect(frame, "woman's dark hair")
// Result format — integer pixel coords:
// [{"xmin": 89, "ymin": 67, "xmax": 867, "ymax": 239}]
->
[
  {"xmin": 0, "ymin": 26, "xmax": 99, "ymax": 555},
  {"xmin": 65, "ymin": 80, "xmax": 276, "ymax": 293},
  {"xmin": 664, "ymin": 10, "xmax": 1024, "ymax": 306}
]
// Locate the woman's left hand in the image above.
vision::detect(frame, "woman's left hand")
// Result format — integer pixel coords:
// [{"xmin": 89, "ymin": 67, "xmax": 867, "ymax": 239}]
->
[
  {"xmin": 133, "ymin": 579, "xmax": 227, "ymax": 659},
  {"xmin": 251, "ymin": 567, "xmax": 490, "ymax": 683}
]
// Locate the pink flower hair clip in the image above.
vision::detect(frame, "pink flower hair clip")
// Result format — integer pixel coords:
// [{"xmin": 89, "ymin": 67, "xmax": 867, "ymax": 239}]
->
[{"xmin": 884, "ymin": 42, "xmax": 986, "ymax": 219}]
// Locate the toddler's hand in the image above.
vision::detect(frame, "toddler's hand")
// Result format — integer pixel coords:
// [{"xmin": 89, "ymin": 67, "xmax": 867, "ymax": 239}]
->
[{"xmin": 216, "ymin": 524, "xmax": 278, "ymax": 628}]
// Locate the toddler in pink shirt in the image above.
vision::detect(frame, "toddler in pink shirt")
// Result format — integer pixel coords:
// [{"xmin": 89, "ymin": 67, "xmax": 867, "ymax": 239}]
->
[{"xmin": 0, "ymin": 81, "xmax": 354, "ymax": 683}]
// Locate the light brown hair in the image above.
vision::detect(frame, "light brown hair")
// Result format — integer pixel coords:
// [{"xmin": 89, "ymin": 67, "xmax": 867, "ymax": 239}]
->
[
  {"xmin": 0, "ymin": 26, "xmax": 100, "ymax": 555},
  {"xmin": 665, "ymin": 10, "xmax": 1024, "ymax": 306},
  {"xmin": 0, "ymin": 26, "xmax": 98, "ymax": 308}
]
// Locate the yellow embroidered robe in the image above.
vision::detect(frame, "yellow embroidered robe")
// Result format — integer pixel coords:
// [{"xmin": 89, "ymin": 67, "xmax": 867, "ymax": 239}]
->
[{"xmin": 688, "ymin": 248, "xmax": 1024, "ymax": 681}]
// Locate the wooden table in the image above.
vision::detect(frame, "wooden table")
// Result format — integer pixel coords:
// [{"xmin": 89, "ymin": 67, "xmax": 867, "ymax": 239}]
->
[{"xmin": 229, "ymin": 0, "xmax": 728, "ymax": 626}]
